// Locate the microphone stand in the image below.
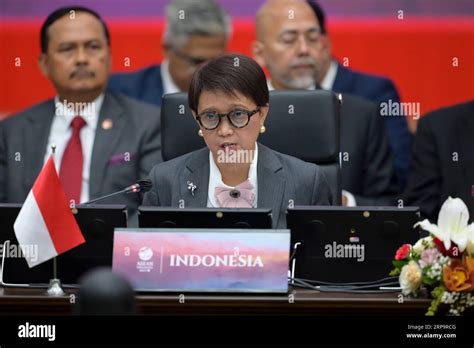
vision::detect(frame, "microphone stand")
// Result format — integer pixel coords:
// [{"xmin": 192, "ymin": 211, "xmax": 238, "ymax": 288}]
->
[
  {"xmin": 83, "ymin": 180, "xmax": 152, "ymax": 205},
  {"xmin": 85, "ymin": 188, "xmax": 132, "ymax": 205}
]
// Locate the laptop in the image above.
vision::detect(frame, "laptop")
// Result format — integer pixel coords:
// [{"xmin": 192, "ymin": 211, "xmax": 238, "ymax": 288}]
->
[
  {"xmin": 0, "ymin": 204, "xmax": 127, "ymax": 286},
  {"xmin": 287, "ymin": 206, "xmax": 421, "ymax": 283}
]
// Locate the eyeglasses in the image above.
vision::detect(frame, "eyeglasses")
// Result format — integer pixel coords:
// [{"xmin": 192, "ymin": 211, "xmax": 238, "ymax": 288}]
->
[
  {"xmin": 195, "ymin": 107, "xmax": 262, "ymax": 130},
  {"xmin": 173, "ymin": 49, "xmax": 207, "ymax": 66}
]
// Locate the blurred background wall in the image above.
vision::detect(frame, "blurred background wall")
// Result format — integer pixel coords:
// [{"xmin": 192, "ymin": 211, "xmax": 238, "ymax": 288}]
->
[{"xmin": 1, "ymin": 0, "xmax": 473, "ymax": 123}]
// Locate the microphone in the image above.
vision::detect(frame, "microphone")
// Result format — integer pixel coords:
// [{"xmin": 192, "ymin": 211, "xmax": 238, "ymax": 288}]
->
[
  {"xmin": 83, "ymin": 179, "xmax": 153, "ymax": 205},
  {"xmin": 124, "ymin": 179, "xmax": 153, "ymax": 194}
]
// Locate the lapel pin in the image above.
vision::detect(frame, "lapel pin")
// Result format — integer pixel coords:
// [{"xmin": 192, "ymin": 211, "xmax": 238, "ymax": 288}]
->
[
  {"xmin": 187, "ymin": 181, "xmax": 197, "ymax": 196},
  {"xmin": 102, "ymin": 118, "xmax": 113, "ymax": 130}
]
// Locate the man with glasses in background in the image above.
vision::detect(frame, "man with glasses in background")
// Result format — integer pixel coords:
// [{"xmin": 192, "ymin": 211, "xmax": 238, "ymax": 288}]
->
[{"xmin": 107, "ymin": 0, "xmax": 230, "ymax": 107}]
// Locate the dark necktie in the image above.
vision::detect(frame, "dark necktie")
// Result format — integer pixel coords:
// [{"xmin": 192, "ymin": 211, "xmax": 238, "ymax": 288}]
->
[{"xmin": 59, "ymin": 116, "xmax": 86, "ymax": 204}]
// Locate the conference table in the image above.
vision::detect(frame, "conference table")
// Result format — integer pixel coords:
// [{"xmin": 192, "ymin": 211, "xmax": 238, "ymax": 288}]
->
[
  {"xmin": 0, "ymin": 286, "xmax": 434, "ymax": 316},
  {"xmin": 3, "ymin": 285, "xmax": 471, "ymax": 346}
]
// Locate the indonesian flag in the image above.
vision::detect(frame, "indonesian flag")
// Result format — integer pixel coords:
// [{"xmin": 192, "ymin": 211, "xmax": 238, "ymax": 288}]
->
[{"xmin": 14, "ymin": 156, "xmax": 85, "ymax": 268}]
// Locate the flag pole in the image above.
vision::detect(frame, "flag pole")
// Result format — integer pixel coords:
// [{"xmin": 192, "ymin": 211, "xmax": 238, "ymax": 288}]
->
[{"xmin": 46, "ymin": 144, "xmax": 66, "ymax": 296}]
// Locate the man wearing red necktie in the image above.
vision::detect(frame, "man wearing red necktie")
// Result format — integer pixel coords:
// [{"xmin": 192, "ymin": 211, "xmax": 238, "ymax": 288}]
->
[{"xmin": 0, "ymin": 6, "xmax": 162, "ymax": 225}]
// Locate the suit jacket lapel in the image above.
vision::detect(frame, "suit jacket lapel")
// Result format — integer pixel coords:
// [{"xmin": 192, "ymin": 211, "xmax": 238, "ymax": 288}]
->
[
  {"xmin": 156, "ymin": 65, "xmax": 164, "ymax": 99},
  {"xmin": 175, "ymin": 145, "xmax": 286, "ymax": 227},
  {"xmin": 90, "ymin": 93, "xmax": 126, "ymax": 198},
  {"xmin": 332, "ymin": 63, "xmax": 345, "ymax": 92},
  {"xmin": 332, "ymin": 63, "xmax": 355, "ymax": 93},
  {"xmin": 24, "ymin": 101, "xmax": 55, "ymax": 191},
  {"xmin": 177, "ymin": 148, "xmax": 209, "ymax": 207},
  {"xmin": 257, "ymin": 144, "xmax": 285, "ymax": 228}
]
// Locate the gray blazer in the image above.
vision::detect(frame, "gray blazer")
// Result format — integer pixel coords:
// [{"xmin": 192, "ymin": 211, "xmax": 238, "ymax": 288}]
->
[
  {"xmin": 143, "ymin": 143, "xmax": 332, "ymax": 229},
  {"xmin": 0, "ymin": 92, "xmax": 162, "ymax": 225}
]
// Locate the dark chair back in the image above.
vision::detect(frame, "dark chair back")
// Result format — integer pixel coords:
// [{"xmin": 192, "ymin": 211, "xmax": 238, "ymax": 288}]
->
[{"xmin": 160, "ymin": 90, "xmax": 341, "ymax": 204}]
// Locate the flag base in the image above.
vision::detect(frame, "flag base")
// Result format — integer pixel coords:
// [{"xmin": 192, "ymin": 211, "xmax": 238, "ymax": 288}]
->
[{"xmin": 46, "ymin": 278, "xmax": 66, "ymax": 296}]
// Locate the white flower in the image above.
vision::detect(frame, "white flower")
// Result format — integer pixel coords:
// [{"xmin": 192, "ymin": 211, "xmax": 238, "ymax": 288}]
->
[
  {"xmin": 399, "ymin": 260, "xmax": 422, "ymax": 295},
  {"xmin": 414, "ymin": 197, "xmax": 474, "ymax": 252},
  {"xmin": 412, "ymin": 236, "xmax": 434, "ymax": 254},
  {"xmin": 466, "ymin": 227, "xmax": 474, "ymax": 254}
]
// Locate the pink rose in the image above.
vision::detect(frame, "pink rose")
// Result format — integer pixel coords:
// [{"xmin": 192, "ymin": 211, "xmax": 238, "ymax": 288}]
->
[
  {"xmin": 395, "ymin": 244, "xmax": 411, "ymax": 260},
  {"xmin": 419, "ymin": 248, "xmax": 440, "ymax": 268}
]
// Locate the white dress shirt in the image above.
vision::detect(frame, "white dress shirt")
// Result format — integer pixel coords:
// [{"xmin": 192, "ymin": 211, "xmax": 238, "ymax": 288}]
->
[
  {"xmin": 44, "ymin": 94, "xmax": 103, "ymax": 203},
  {"xmin": 207, "ymin": 143, "xmax": 259, "ymax": 208},
  {"xmin": 160, "ymin": 59, "xmax": 181, "ymax": 95},
  {"xmin": 267, "ymin": 80, "xmax": 315, "ymax": 91},
  {"xmin": 267, "ymin": 60, "xmax": 337, "ymax": 91},
  {"xmin": 320, "ymin": 59, "xmax": 338, "ymax": 91}
]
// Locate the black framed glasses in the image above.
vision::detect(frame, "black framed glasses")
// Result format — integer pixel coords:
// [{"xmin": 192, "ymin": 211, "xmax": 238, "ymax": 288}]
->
[{"xmin": 195, "ymin": 107, "xmax": 262, "ymax": 130}]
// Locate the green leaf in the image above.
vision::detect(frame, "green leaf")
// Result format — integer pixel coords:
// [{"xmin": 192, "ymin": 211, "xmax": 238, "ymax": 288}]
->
[
  {"xmin": 389, "ymin": 268, "xmax": 400, "ymax": 276},
  {"xmin": 392, "ymin": 260, "xmax": 408, "ymax": 269},
  {"xmin": 425, "ymin": 285, "xmax": 446, "ymax": 316},
  {"xmin": 422, "ymin": 275, "xmax": 437, "ymax": 286}
]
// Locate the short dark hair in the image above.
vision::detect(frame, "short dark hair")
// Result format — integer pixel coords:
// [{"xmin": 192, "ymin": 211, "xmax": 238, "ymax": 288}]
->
[
  {"xmin": 40, "ymin": 6, "xmax": 110, "ymax": 54},
  {"xmin": 188, "ymin": 54, "xmax": 269, "ymax": 113},
  {"xmin": 307, "ymin": 1, "xmax": 327, "ymax": 35}
]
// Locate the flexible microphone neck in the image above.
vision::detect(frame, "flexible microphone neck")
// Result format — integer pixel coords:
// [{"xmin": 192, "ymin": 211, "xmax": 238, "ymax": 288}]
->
[{"xmin": 83, "ymin": 179, "xmax": 153, "ymax": 205}]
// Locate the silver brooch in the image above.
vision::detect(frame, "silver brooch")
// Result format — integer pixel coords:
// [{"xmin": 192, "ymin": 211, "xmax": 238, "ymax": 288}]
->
[{"xmin": 187, "ymin": 181, "xmax": 197, "ymax": 196}]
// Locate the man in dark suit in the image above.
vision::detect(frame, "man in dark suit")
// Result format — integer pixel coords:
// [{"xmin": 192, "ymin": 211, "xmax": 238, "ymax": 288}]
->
[
  {"xmin": 404, "ymin": 101, "xmax": 474, "ymax": 221},
  {"xmin": 107, "ymin": 0, "xmax": 230, "ymax": 107},
  {"xmin": 253, "ymin": 0, "xmax": 399, "ymax": 205},
  {"xmin": 306, "ymin": 0, "xmax": 413, "ymax": 189},
  {"xmin": 0, "ymin": 7, "xmax": 162, "ymax": 225}
]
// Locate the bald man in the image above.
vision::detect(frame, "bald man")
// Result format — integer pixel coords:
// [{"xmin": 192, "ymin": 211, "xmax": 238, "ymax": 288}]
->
[
  {"xmin": 252, "ymin": 0, "xmax": 399, "ymax": 206},
  {"xmin": 254, "ymin": 0, "xmax": 326, "ymax": 89},
  {"xmin": 306, "ymin": 0, "xmax": 412, "ymax": 189}
]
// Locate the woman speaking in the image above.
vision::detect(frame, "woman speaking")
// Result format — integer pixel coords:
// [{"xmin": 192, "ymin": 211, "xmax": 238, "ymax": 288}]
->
[{"xmin": 143, "ymin": 54, "xmax": 332, "ymax": 228}]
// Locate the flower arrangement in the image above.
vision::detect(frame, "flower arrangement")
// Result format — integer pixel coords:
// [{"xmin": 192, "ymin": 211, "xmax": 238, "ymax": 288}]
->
[{"xmin": 390, "ymin": 197, "xmax": 474, "ymax": 315}]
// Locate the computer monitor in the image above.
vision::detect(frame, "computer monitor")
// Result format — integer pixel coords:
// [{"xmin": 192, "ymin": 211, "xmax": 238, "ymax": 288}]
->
[
  {"xmin": 0, "ymin": 204, "xmax": 52, "ymax": 284},
  {"xmin": 138, "ymin": 207, "xmax": 273, "ymax": 229},
  {"xmin": 287, "ymin": 206, "xmax": 421, "ymax": 283},
  {"xmin": 0, "ymin": 204, "xmax": 127, "ymax": 286}
]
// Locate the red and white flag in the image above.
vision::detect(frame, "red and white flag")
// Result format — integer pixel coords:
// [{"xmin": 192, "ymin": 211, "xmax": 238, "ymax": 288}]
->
[{"xmin": 14, "ymin": 156, "xmax": 85, "ymax": 268}]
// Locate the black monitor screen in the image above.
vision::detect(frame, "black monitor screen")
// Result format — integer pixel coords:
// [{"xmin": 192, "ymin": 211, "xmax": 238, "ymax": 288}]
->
[
  {"xmin": 138, "ymin": 207, "xmax": 273, "ymax": 229},
  {"xmin": 0, "ymin": 204, "xmax": 127, "ymax": 286},
  {"xmin": 287, "ymin": 206, "xmax": 421, "ymax": 283}
]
